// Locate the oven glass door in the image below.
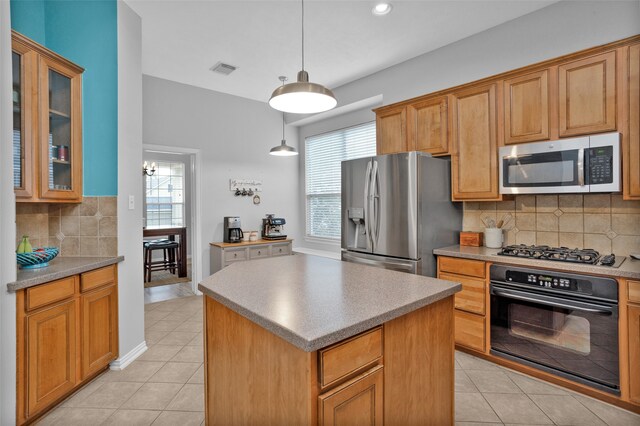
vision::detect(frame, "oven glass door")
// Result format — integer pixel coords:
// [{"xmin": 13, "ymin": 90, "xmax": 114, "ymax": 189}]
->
[
  {"xmin": 490, "ymin": 284, "xmax": 619, "ymax": 391},
  {"xmin": 502, "ymin": 149, "xmax": 584, "ymax": 188}
]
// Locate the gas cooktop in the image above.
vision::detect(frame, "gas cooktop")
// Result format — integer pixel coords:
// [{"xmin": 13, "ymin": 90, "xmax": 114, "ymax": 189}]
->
[{"xmin": 497, "ymin": 245, "xmax": 625, "ymax": 268}]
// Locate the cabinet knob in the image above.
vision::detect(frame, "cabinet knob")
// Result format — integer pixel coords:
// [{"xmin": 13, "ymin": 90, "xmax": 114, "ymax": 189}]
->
[
  {"xmin": 258, "ymin": 250, "xmax": 261, "ymax": 255},
  {"xmin": 234, "ymin": 253, "xmax": 237, "ymax": 257}
]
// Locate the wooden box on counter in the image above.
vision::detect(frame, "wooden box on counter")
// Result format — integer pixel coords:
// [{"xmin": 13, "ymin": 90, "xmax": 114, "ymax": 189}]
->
[{"xmin": 460, "ymin": 231, "xmax": 483, "ymax": 247}]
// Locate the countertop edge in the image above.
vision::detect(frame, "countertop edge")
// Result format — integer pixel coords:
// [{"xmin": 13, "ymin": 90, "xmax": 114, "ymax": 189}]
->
[
  {"xmin": 433, "ymin": 246, "xmax": 640, "ymax": 280},
  {"xmin": 7, "ymin": 256, "xmax": 125, "ymax": 292},
  {"xmin": 199, "ymin": 282, "xmax": 461, "ymax": 352}
]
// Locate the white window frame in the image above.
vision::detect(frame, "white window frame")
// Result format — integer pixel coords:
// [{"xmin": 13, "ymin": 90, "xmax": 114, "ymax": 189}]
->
[
  {"xmin": 144, "ymin": 159, "xmax": 186, "ymax": 228},
  {"xmin": 304, "ymin": 121, "xmax": 376, "ymax": 241}
]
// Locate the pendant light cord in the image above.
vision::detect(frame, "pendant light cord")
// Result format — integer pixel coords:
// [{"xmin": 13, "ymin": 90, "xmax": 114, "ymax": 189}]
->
[
  {"xmin": 301, "ymin": 0, "xmax": 305, "ymax": 71},
  {"xmin": 282, "ymin": 113, "xmax": 285, "ymax": 140}
]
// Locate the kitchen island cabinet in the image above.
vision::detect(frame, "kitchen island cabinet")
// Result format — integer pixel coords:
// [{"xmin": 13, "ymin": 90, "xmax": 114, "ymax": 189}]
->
[{"xmin": 199, "ymin": 254, "xmax": 461, "ymax": 425}]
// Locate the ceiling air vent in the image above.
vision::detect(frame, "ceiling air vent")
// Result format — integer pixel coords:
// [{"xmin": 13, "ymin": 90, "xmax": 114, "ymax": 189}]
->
[{"xmin": 210, "ymin": 62, "xmax": 238, "ymax": 76}]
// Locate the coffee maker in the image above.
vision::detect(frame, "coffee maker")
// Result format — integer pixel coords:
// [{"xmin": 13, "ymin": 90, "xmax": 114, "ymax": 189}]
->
[
  {"xmin": 261, "ymin": 214, "xmax": 287, "ymax": 240},
  {"xmin": 223, "ymin": 217, "xmax": 243, "ymax": 243}
]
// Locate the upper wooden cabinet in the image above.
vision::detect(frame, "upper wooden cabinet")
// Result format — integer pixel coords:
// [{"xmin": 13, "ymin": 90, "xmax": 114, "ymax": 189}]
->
[
  {"xmin": 407, "ymin": 96, "xmax": 449, "ymax": 155},
  {"xmin": 504, "ymin": 69, "xmax": 551, "ymax": 144},
  {"xmin": 12, "ymin": 31, "xmax": 83, "ymax": 203},
  {"xmin": 451, "ymin": 83, "xmax": 500, "ymax": 201},
  {"xmin": 376, "ymin": 105, "xmax": 409, "ymax": 155},
  {"xmin": 626, "ymin": 43, "xmax": 640, "ymax": 200},
  {"xmin": 558, "ymin": 51, "xmax": 617, "ymax": 137}
]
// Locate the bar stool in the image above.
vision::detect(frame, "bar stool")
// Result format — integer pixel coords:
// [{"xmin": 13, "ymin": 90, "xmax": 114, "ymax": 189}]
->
[{"xmin": 143, "ymin": 239, "xmax": 180, "ymax": 282}]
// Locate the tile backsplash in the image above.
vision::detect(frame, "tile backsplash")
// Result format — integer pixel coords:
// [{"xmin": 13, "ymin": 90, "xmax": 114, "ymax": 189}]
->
[
  {"xmin": 463, "ymin": 194, "xmax": 640, "ymax": 256},
  {"xmin": 16, "ymin": 197, "xmax": 118, "ymax": 257}
]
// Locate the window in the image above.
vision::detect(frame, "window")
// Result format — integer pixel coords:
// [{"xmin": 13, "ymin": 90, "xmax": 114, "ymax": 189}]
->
[
  {"xmin": 305, "ymin": 121, "xmax": 376, "ymax": 239},
  {"xmin": 145, "ymin": 160, "xmax": 185, "ymax": 227}
]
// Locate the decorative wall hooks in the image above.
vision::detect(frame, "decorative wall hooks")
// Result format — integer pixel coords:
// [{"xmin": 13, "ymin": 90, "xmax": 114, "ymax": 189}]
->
[{"xmin": 230, "ymin": 179, "xmax": 263, "ymax": 201}]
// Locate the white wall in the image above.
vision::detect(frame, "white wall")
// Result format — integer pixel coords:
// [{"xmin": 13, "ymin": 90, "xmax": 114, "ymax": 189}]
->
[
  {"xmin": 0, "ymin": 3, "xmax": 17, "ymax": 424},
  {"xmin": 143, "ymin": 75, "xmax": 301, "ymax": 278},
  {"xmin": 116, "ymin": 1, "xmax": 146, "ymax": 365},
  {"xmin": 295, "ymin": 0, "xmax": 640, "ymax": 253}
]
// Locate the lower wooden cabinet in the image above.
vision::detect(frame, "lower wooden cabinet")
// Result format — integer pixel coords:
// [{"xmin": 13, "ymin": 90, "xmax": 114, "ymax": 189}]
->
[
  {"xmin": 629, "ymin": 304, "xmax": 640, "ymax": 404},
  {"xmin": 455, "ymin": 309, "xmax": 486, "ymax": 352},
  {"xmin": 81, "ymin": 283, "xmax": 118, "ymax": 379},
  {"xmin": 17, "ymin": 265, "xmax": 119, "ymax": 425},
  {"xmin": 318, "ymin": 365, "xmax": 384, "ymax": 426},
  {"xmin": 26, "ymin": 298, "xmax": 77, "ymax": 417}
]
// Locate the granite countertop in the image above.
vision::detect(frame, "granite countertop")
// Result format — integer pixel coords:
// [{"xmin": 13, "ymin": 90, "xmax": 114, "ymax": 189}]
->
[
  {"xmin": 198, "ymin": 254, "xmax": 461, "ymax": 352},
  {"xmin": 7, "ymin": 256, "xmax": 125, "ymax": 292},
  {"xmin": 434, "ymin": 245, "xmax": 640, "ymax": 280}
]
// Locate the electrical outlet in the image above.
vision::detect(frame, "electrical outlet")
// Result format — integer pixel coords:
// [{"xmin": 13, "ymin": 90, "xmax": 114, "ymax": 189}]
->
[{"xmin": 128, "ymin": 195, "xmax": 135, "ymax": 210}]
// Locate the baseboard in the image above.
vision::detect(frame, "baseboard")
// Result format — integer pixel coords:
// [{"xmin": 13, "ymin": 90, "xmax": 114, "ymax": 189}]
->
[{"xmin": 109, "ymin": 341, "xmax": 148, "ymax": 370}]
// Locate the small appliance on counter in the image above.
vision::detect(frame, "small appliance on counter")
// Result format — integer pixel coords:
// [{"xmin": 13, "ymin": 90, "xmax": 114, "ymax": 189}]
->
[
  {"xmin": 262, "ymin": 214, "xmax": 287, "ymax": 240},
  {"xmin": 223, "ymin": 216, "xmax": 244, "ymax": 243}
]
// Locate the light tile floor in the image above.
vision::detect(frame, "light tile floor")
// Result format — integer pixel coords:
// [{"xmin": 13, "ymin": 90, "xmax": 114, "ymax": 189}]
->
[{"xmin": 39, "ymin": 294, "xmax": 640, "ymax": 425}]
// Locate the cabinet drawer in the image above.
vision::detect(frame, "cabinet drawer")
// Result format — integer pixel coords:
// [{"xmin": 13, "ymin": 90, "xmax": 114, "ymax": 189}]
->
[
  {"xmin": 455, "ymin": 310, "xmax": 485, "ymax": 352},
  {"xmin": 439, "ymin": 256, "xmax": 485, "ymax": 278},
  {"xmin": 271, "ymin": 243, "xmax": 291, "ymax": 256},
  {"xmin": 26, "ymin": 276, "xmax": 76, "ymax": 311},
  {"xmin": 249, "ymin": 246, "xmax": 269, "ymax": 259},
  {"xmin": 629, "ymin": 280, "xmax": 640, "ymax": 303},
  {"xmin": 81, "ymin": 265, "xmax": 115, "ymax": 293},
  {"xmin": 440, "ymin": 272, "xmax": 485, "ymax": 315},
  {"xmin": 319, "ymin": 327, "xmax": 383, "ymax": 389},
  {"xmin": 224, "ymin": 249, "xmax": 246, "ymax": 262}
]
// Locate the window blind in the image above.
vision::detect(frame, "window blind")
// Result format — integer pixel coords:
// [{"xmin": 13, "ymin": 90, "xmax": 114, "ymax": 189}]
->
[{"xmin": 305, "ymin": 121, "xmax": 376, "ymax": 239}]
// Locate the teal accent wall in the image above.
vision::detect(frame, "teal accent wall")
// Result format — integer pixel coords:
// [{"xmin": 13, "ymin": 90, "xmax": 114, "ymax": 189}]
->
[
  {"xmin": 10, "ymin": 0, "xmax": 46, "ymax": 45},
  {"xmin": 10, "ymin": 0, "xmax": 118, "ymax": 196}
]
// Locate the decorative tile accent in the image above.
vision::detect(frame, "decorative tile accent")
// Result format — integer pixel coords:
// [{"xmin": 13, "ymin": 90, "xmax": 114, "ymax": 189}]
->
[
  {"xmin": 16, "ymin": 196, "xmax": 118, "ymax": 258},
  {"xmin": 464, "ymin": 195, "xmax": 640, "ymax": 256}
]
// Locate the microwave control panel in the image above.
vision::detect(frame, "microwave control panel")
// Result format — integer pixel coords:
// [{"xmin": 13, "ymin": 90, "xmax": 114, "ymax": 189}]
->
[{"xmin": 588, "ymin": 146, "xmax": 613, "ymax": 185}]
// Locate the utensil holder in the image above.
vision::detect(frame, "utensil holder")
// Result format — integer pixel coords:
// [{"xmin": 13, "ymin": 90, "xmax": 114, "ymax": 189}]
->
[{"xmin": 484, "ymin": 228, "xmax": 504, "ymax": 248}]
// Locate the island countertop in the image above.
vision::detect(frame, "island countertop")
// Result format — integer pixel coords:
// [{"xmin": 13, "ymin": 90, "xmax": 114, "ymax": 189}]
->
[{"xmin": 198, "ymin": 253, "xmax": 461, "ymax": 352}]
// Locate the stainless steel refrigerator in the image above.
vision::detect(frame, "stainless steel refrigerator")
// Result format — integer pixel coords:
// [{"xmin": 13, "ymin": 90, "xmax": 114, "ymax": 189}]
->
[{"xmin": 341, "ymin": 151, "xmax": 462, "ymax": 277}]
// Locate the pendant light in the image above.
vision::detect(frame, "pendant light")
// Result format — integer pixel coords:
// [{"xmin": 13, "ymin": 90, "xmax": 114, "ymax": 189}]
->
[
  {"xmin": 270, "ymin": 80, "xmax": 299, "ymax": 156},
  {"xmin": 269, "ymin": 0, "xmax": 337, "ymax": 114}
]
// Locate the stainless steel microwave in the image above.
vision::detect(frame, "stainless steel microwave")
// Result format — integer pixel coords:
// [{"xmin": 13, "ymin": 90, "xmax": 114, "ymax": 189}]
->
[{"xmin": 499, "ymin": 133, "xmax": 621, "ymax": 194}]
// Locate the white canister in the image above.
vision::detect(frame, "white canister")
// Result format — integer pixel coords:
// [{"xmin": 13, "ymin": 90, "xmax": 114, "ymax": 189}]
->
[
  {"xmin": 484, "ymin": 228, "xmax": 504, "ymax": 249},
  {"xmin": 242, "ymin": 231, "xmax": 250, "ymax": 242},
  {"xmin": 249, "ymin": 231, "xmax": 258, "ymax": 242}
]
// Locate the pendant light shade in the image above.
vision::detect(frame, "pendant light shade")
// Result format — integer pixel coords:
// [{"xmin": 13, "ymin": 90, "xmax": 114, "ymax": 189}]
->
[
  {"xmin": 269, "ymin": 71, "xmax": 337, "ymax": 114},
  {"xmin": 270, "ymin": 111, "xmax": 298, "ymax": 156},
  {"xmin": 269, "ymin": 0, "xmax": 337, "ymax": 114}
]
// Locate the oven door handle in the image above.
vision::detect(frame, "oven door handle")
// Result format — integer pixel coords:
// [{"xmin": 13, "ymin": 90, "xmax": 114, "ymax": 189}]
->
[{"xmin": 491, "ymin": 288, "xmax": 614, "ymax": 315}]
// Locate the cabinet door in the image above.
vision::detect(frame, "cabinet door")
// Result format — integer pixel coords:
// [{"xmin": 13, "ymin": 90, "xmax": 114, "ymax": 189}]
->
[
  {"xmin": 11, "ymin": 39, "xmax": 37, "ymax": 198},
  {"xmin": 558, "ymin": 51, "xmax": 616, "ymax": 137},
  {"xmin": 451, "ymin": 83, "xmax": 500, "ymax": 200},
  {"xmin": 627, "ymin": 43, "xmax": 640, "ymax": 199},
  {"xmin": 408, "ymin": 96, "xmax": 449, "ymax": 155},
  {"xmin": 455, "ymin": 309, "xmax": 485, "ymax": 352},
  {"xmin": 629, "ymin": 304, "xmax": 640, "ymax": 404},
  {"xmin": 504, "ymin": 70, "xmax": 550, "ymax": 144},
  {"xmin": 26, "ymin": 299, "xmax": 77, "ymax": 416},
  {"xmin": 38, "ymin": 55, "xmax": 83, "ymax": 201},
  {"xmin": 81, "ymin": 285, "xmax": 118, "ymax": 379},
  {"xmin": 319, "ymin": 365, "xmax": 383, "ymax": 426},
  {"xmin": 376, "ymin": 106, "xmax": 409, "ymax": 155}
]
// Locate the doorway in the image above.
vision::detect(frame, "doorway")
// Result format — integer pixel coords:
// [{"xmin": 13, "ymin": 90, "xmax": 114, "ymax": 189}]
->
[{"xmin": 142, "ymin": 145, "xmax": 202, "ymax": 303}]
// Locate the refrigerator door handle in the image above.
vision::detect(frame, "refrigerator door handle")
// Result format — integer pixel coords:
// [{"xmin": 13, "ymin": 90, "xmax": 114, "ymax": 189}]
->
[
  {"xmin": 370, "ymin": 160, "xmax": 379, "ymax": 251},
  {"xmin": 364, "ymin": 160, "xmax": 373, "ymax": 250}
]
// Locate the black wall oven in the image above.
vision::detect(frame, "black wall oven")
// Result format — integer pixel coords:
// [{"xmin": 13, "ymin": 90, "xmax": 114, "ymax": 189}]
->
[{"xmin": 490, "ymin": 264, "xmax": 619, "ymax": 394}]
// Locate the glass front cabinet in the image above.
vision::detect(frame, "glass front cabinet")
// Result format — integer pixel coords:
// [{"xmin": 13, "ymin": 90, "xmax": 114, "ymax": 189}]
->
[{"xmin": 12, "ymin": 31, "xmax": 83, "ymax": 203}]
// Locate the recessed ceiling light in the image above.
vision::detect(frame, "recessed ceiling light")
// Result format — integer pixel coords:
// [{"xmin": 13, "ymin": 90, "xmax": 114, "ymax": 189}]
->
[{"xmin": 372, "ymin": 2, "xmax": 392, "ymax": 16}]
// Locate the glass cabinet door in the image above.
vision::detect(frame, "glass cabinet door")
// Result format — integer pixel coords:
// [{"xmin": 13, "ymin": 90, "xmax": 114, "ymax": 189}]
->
[
  {"xmin": 39, "ymin": 56, "xmax": 82, "ymax": 201},
  {"xmin": 11, "ymin": 43, "xmax": 35, "ymax": 198}
]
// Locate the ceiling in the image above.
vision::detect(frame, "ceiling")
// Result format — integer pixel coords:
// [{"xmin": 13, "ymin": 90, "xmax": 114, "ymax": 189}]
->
[{"xmin": 126, "ymin": 0, "xmax": 555, "ymax": 104}]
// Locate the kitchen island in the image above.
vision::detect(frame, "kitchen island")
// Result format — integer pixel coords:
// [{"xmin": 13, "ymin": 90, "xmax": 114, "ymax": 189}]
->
[{"xmin": 198, "ymin": 254, "xmax": 461, "ymax": 425}]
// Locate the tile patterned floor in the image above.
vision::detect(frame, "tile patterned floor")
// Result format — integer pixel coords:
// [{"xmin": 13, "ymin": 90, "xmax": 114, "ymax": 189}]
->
[{"xmin": 39, "ymin": 294, "xmax": 640, "ymax": 425}]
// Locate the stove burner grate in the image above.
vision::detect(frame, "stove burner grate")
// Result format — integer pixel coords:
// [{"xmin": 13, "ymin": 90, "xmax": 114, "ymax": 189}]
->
[{"xmin": 497, "ymin": 245, "xmax": 605, "ymax": 265}]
